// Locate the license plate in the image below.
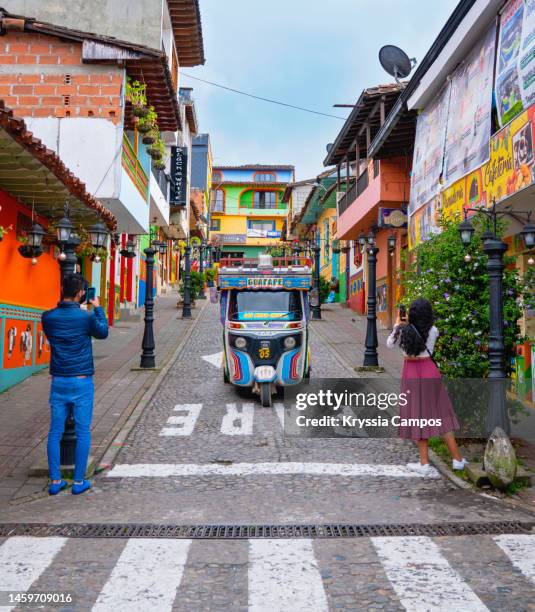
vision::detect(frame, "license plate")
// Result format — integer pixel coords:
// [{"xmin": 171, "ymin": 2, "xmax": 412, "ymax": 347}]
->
[{"xmin": 259, "ymin": 341, "xmax": 270, "ymax": 359}]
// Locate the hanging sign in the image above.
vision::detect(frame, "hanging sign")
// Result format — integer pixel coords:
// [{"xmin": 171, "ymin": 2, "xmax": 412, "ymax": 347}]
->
[{"xmin": 169, "ymin": 146, "xmax": 188, "ymax": 206}]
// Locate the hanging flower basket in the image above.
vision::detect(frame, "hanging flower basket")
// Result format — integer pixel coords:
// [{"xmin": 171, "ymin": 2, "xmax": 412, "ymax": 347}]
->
[
  {"xmin": 137, "ymin": 121, "xmax": 153, "ymax": 134},
  {"xmin": 133, "ymin": 104, "xmax": 149, "ymax": 118},
  {"xmin": 142, "ymin": 134, "xmax": 156, "ymax": 145},
  {"xmin": 18, "ymin": 244, "xmax": 43, "ymax": 259},
  {"xmin": 332, "ymin": 240, "xmax": 341, "ymax": 254},
  {"xmin": 153, "ymin": 160, "xmax": 166, "ymax": 170},
  {"xmin": 147, "ymin": 147, "xmax": 162, "ymax": 159}
]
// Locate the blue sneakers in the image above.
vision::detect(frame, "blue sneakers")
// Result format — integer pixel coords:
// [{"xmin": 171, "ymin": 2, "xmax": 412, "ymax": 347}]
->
[
  {"xmin": 72, "ymin": 479, "xmax": 91, "ymax": 495},
  {"xmin": 48, "ymin": 480, "xmax": 68, "ymax": 495}
]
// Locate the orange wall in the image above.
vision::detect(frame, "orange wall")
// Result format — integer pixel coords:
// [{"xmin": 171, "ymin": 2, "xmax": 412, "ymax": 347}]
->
[{"xmin": 0, "ymin": 190, "xmax": 60, "ymax": 310}]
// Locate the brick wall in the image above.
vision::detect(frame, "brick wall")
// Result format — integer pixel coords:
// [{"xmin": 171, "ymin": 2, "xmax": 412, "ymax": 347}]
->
[{"xmin": 0, "ymin": 32, "xmax": 123, "ymax": 123}]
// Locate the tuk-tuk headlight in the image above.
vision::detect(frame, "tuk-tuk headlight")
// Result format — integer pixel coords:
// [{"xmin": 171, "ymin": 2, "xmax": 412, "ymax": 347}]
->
[
  {"xmin": 234, "ymin": 336, "xmax": 247, "ymax": 349},
  {"xmin": 283, "ymin": 336, "xmax": 297, "ymax": 349}
]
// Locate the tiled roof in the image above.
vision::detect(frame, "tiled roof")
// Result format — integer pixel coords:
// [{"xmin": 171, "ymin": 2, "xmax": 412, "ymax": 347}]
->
[
  {"xmin": 213, "ymin": 164, "xmax": 295, "ymax": 171},
  {"xmin": 0, "ymin": 100, "xmax": 117, "ymax": 231},
  {"xmin": 167, "ymin": 0, "xmax": 205, "ymax": 67}
]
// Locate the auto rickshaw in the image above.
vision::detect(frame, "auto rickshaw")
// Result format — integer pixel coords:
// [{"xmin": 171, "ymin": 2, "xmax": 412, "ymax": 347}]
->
[{"xmin": 218, "ymin": 253, "xmax": 312, "ymax": 407}]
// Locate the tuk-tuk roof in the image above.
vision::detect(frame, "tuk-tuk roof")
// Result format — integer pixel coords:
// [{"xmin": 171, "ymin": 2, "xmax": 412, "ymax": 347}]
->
[{"xmin": 218, "ymin": 256, "xmax": 312, "ymax": 290}]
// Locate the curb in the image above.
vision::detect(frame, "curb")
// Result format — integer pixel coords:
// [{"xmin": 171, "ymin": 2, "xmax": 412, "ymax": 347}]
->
[
  {"xmin": 428, "ymin": 449, "xmax": 535, "ymax": 517},
  {"xmin": 96, "ymin": 300, "xmax": 208, "ymax": 471}
]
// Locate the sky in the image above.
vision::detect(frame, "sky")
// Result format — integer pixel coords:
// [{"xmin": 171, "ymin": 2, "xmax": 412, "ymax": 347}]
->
[{"xmin": 183, "ymin": 0, "xmax": 459, "ymax": 181}]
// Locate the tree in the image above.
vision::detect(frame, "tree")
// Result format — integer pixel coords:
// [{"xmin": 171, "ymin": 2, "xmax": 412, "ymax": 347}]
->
[{"xmin": 401, "ymin": 215, "xmax": 533, "ymax": 378}]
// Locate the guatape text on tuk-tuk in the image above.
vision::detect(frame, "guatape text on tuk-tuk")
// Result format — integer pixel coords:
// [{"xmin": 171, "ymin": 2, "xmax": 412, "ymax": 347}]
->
[{"xmin": 218, "ymin": 254, "xmax": 312, "ymax": 407}]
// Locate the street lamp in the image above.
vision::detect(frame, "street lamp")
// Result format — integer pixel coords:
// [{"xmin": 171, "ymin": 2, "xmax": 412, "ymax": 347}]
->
[
  {"xmin": 311, "ymin": 233, "xmax": 322, "ymax": 320},
  {"xmin": 363, "ymin": 230, "xmax": 379, "ymax": 367},
  {"xmin": 88, "ymin": 219, "xmax": 108, "ymax": 250},
  {"xmin": 387, "ymin": 233, "xmax": 396, "ymax": 254},
  {"xmin": 120, "ymin": 239, "xmax": 137, "ymax": 259},
  {"xmin": 182, "ymin": 240, "xmax": 192, "ymax": 318},
  {"xmin": 459, "ymin": 203, "xmax": 535, "ymax": 434},
  {"xmin": 140, "ymin": 227, "xmax": 158, "ymax": 368},
  {"xmin": 342, "ymin": 241, "xmax": 351, "ymax": 305}
]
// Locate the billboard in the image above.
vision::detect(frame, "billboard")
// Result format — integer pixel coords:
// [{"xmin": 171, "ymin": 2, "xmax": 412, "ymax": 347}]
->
[
  {"xmin": 443, "ymin": 24, "xmax": 496, "ymax": 185},
  {"xmin": 495, "ymin": 0, "xmax": 535, "ymax": 126}
]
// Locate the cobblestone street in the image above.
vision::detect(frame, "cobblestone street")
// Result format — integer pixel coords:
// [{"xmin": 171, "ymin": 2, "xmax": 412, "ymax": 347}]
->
[{"xmin": 1, "ymin": 303, "xmax": 535, "ymax": 610}]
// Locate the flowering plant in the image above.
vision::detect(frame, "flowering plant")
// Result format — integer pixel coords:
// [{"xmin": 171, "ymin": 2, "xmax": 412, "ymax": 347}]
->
[{"xmin": 401, "ymin": 214, "xmax": 532, "ymax": 378}]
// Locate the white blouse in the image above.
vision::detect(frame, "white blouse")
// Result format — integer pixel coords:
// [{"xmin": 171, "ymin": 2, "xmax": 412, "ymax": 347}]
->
[{"xmin": 386, "ymin": 324, "xmax": 439, "ymax": 358}]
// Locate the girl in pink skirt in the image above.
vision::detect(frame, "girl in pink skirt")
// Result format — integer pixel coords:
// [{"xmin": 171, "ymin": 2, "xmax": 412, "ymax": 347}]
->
[{"xmin": 387, "ymin": 298, "xmax": 467, "ymax": 476}]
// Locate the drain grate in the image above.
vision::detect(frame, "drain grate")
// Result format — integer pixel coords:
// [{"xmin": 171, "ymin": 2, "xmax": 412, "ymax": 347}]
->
[{"xmin": 0, "ymin": 521, "xmax": 533, "ymax": 539}]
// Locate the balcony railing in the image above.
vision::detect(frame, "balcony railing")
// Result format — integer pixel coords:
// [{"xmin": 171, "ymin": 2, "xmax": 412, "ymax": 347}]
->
[
  {"xmin": 337, "ymin": 159, "xmax": 380, "ymax": 217},
  {"xmin": 121, "ymin": 134, "xmax": 149, "ymax": 201}
]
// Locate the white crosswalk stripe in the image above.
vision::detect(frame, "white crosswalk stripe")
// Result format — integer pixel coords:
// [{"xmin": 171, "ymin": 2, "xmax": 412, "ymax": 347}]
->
[
  {"xmin": 248, "ymin": 539, "xmax": 328, "ymax": 611},
  {"xmin": 0, "ymin": 537, "xmax": 67, "ymax": 611},
  {"xmin": 371, "ymin": 536, "xmax": 488, "ymax": 611},
  {"xmin": 159, "ymin": 403, "xmax": 202, "ymax": 436},
  {"xmin": 92, "ymin": 539, "xmax": 191, "ymax": 611},
  {"xmin": 220, "ymin": 402, "xmax": 255, "ymax": 435},
  {"xmin": 106, "ymin": 461, "xmax": 441, "ymax": 478},
  {"xmin": 494, "ymin": 534, "xmax": 535, "ymax": 586},
  {"xmin": 2, "ymin": 534, "xmax": 533, "ymax": 610}
]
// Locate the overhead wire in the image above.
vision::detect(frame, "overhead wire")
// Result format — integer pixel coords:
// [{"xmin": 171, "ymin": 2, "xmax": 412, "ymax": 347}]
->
[{"xmin": 181, "ymin": 73, "xmax": 347, "ymax": 120}]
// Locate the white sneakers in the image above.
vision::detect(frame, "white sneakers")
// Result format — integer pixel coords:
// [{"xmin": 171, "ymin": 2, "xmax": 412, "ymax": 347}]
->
[
  {"xmin": 406, "ymin": 462, "xmax": 435, "ymax": 476},
  {"xmin": 407, "ymin": 458, "xmax": 468, "ymax": 476},
  {"xmin": 452, "ymin": 458, "xmax": 469, "ymax": 471}
]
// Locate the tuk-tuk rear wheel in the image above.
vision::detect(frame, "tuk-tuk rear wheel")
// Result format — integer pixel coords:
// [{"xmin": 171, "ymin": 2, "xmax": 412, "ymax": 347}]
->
[{"xmin": 260, "ymin": 382, "xmax": 272, "ymax": 407}]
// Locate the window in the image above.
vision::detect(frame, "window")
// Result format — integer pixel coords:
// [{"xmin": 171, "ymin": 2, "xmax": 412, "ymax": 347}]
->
[
  {"xmin": 210, "ymin": 189, "xmax": 225, "ymax": 212},
  {"xmin": 253, "ymin": 191, "xmax": 277, "ymax": 209},
  {"xmin": 212, "ymin": 171, "xmax": 222, "ymax": 183},
  {"xmin": 247, "ymin": 219, "xmax": 276, "ymax": 237},
  {"xmin": 254, "ymin": 172, "xmax": 277, "ymax": 182},
  {"xmin": 210, "ymin": 218, "xmax": 221, "ymax": 231},
  {"xmin": 229, "ymin": 289, "xmax": 302, "ymax": 321}
]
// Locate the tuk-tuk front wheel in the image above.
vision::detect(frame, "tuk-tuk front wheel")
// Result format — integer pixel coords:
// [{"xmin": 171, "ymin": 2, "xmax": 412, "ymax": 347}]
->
[{"xmin": 260, "ymin": 382, "xmax": 272, "ymax": 407}]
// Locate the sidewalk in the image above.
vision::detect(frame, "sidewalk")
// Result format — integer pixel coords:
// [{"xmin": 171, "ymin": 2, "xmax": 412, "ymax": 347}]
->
[
  {"xmin": 0, "ymin": 293, "xmax": 203, "ymax": 505},
  {"xmin": 311, "ymin": 304, "xmax": 404, "ymax": 377}
]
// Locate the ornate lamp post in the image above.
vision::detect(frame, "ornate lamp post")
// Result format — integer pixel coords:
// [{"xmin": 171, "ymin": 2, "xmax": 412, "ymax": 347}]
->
[
  {"xmin": 140, "ymin": 228, "xmax": 158, "ymax": 369},
  {"xmin": 312, "ymin": 232, "xmax": 322, "ymax": 320},
  {"xmin": 361, "ymin": 230, "xmax": 380, "ymax": 367},
  {"xmin": 459, "ymin": 204, "xmax": 535, "ymax": 434},
  {"xmin": 342, "ymin": 241, "xmax": 351, "ymax": 305},
  {"xmin": 198, "ymin": 239, "xmax": 206, "ymax": 299},
  {"xmin": 182, "ymin": 240, "xmax": 192, "ymax": 319}
]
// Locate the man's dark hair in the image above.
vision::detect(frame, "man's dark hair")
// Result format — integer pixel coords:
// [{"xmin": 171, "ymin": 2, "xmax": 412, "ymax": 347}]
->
[{"xmin": 62, "ymin": 273, "xmax": 85, "ymax": 299}]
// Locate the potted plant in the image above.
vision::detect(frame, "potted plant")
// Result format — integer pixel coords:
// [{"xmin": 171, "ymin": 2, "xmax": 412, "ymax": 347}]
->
[
  {"xmin": 137, "ymin": 106, "xmax": 157, "ymax": 134},
  {"xmin": 153, "ymin": 159, "xmax": 166, "ymax": 171},
  {"xmin": 147, "ymin": 136, "xmax": 165, "ymax": 161},
  {"xmin": 142, "ymin": 126, "xmax": 158, "ymax": 146},
  {"xmin": 205, "ymin": 268, "xmax": 216, "ymax": 287},
  {"xmin": 126, "ymin": 78, "xmax": 148, "ymax": 117},
  {"xmin": 332, "ymin": 239, "xmax": 341, "ymax": 254}
]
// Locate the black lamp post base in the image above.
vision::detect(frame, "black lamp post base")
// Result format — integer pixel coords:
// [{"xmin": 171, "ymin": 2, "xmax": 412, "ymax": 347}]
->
[{"xmin": 140, "ymin": 354, "xmax": 156, "ymax": 369}]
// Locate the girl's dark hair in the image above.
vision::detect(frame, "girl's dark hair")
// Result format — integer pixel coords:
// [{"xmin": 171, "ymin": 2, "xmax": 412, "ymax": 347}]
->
[{"xmin": 397, "ymin": 298, "xmax": 434, "ymax": 356}]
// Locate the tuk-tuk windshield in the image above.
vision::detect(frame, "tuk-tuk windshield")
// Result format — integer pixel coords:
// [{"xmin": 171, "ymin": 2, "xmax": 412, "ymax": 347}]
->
[{"xmin": 229, "ymin": 289, "xmax": 303, "ymax": 321}]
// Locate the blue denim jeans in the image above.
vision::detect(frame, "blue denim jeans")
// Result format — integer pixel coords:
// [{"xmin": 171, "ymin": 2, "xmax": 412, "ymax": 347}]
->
[{"xmin": 47, "ymin": 376, "xmax": 94, "ymax": 482}]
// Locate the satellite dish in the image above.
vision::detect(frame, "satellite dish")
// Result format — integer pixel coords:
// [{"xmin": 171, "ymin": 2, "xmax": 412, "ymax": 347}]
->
[
  {"xmin": 326, "ymin": 143, "xmax": 333, "ymax": 153},
  {"xmin": 379, "ymin": 45, "xmax": 416, "ymax": 82}
]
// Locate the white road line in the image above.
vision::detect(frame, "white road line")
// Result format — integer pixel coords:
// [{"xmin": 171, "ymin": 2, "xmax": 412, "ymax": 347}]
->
[
  {"xmin": 106, "ymin": 462, "xmax": 441, "ymax": 478},
  {"xmin": 494, "ymin": 534, "xmax": 535, "ymax": 585},
  {"xmin": 220, "ymin": 403, "xmax": 254, "ymax": 435},
  {"xmin": 159, "ymin": 403, "xmax": 202, "ymax": 437},
  {"xmin": 274, "ymin": 402, "xmax": 285, "ymax": 429},
  {"xmin": 201, "ymin": 351, "xmax": 223, "ymax": 368},
  {"xmin": 371, "ymin": 536, "xmax": 487, "ymax": 611},
  {"xmin": 249, "ymin": 539, "xmax": 328, "ymax": 612},
  {"xmin": 0, "ymin": 536, "xmax": 67, "ymax": 609},
  {"xmin": 92, "ymin": 539, "xmax": 191, "ymax": 612}
]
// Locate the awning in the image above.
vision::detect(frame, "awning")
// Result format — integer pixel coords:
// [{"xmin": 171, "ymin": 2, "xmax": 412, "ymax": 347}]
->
[{"xmin": 0, "ymin": 101, "xmax": 116, "ymax": 231}]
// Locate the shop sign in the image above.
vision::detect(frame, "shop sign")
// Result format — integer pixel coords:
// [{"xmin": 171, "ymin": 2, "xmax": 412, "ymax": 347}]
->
[
  {"xmin": 169, "ymin": 146, "xmax": 188, "ymax": 206},
  {"xmin": 378, "ymin": 208, "xmax": 407, "ymax": 228},
  {"xmin": 212, "ymin": 233, "xmax": 246, "ymax": 244}
]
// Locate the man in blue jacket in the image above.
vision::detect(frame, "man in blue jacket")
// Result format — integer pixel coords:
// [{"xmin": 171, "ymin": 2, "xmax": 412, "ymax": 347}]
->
[{"xmin": 42, "ymin": 273, "xmax": 109, "ymax": 495}]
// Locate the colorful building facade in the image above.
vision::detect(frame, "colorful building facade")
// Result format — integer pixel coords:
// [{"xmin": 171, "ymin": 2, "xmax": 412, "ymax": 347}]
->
[{"xmin": 209, "ymin": 165, "xmax": 294, "ymax": 258}]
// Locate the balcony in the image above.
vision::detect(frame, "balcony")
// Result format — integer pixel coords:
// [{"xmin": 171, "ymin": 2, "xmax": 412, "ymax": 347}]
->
[
  {"xmin": 337, "ymin": 158, "xmax": 409, "ymax": 240},
  {"xmin": 121, "ymin": 134, "xmax": 149, "ymax": 201}
]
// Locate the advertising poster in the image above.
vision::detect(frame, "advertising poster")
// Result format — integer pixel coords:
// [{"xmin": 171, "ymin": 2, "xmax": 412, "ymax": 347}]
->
[
  {"xmin": 495, "ymin": 0, "xmax": 535, "ymax": 126},
  {"xmin": 409, "ymin": 83, "xmax": 451, "ymax": 215},
  {"xmin": 34, "ymin": 322, "xmax": 50, "ymax": 366},
  {"xmin": 376, "ymin": 280, "xmax": 387, "ymax": 313},
  {"xmin": 3, "ymin": 319, "xmax": 34, "ymax": 369},
  {"xmin": 443, "ymin": 24, "xmax": 495, "ymax": 185},
  {"xmin": 409, "ymin": 196, "xmax": 441, "ymax": 250}
]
